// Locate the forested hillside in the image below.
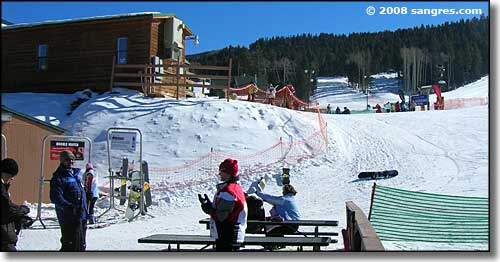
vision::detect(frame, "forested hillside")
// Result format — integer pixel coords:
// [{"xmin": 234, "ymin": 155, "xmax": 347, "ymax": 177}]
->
[{"xmin": 187, "ymin": 16, "xmax": 488, "ymax": 101}]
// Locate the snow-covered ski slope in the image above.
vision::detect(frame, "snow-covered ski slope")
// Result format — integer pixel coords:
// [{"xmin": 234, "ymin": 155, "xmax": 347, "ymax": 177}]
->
[{"xmin": 1, "ymin": 75, "xmax": 489, "ymax": 251}]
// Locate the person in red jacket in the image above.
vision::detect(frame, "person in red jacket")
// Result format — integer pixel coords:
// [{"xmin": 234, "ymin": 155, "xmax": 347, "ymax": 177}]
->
[
  {"xmin": 395, "ymin": 101, "xmax": 400, "ymax": 112},
  {"xmin": 199, "ymin": 158, "xmax": 247, "ymax": 251}
]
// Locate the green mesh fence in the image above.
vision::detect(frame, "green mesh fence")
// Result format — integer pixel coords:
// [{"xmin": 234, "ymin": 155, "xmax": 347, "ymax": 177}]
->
[{"xmin": 369, "ymin": 184, "xmax": 489, "ymax": 243}]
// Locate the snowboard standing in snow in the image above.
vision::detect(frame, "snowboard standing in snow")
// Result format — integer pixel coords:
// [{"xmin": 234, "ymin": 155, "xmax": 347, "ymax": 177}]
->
[
  {"xmin": 141, "ymin": 160, "xmax": 152, "ymax": 208},
  {"xmin": 125, "ymin": 170, "xmax": 142, "ymax": 221},
  {"xmin": 119, "ymin": 158, "xmax": 129, "ymax": 205},
  {"xmin": 358, "ymin": 170, "xmax": 398, "ymax": 180}
]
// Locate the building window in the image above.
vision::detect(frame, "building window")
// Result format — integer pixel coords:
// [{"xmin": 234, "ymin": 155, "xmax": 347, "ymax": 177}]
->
[
  {"xmin": 37, "ymin": 44, "xmax": 48, "ymax": 71},
  {"xmin": 117, "ymin": 37, "xmax": 128, "ymax": 64}
]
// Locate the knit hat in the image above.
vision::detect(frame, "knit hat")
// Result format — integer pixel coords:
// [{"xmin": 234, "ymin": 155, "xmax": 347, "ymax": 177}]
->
[
  {"xmin": 1, "ymin": 158, "xmax": 19, "ymax": 176},
  {"xmin": 60, "ymin": 150, "xmax": 75, "ymax": 161},
  {"xmin": 219, "ymin": 158, "xmax": 238, "ymax": 177},
  {"xmin": 86, "ymin": 162, "xmax": 94, "ymax": 170}
]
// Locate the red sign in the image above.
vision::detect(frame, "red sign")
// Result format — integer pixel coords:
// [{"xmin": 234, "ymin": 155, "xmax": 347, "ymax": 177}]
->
[{"xmin": 50, "ymin": 141, "xmax": 85, "ymax": 161}]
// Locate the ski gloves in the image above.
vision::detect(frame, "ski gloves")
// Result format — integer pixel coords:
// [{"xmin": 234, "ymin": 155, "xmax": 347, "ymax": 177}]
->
[{"xmin": 198, "ymin": 194, "xmax": 213, "ymax": 214}]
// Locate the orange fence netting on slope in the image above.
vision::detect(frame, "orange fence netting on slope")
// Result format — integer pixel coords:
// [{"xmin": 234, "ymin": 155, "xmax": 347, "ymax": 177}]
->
[{"xmin": 142, "ymin": 102, "xmax": 328, "ymax": 192}]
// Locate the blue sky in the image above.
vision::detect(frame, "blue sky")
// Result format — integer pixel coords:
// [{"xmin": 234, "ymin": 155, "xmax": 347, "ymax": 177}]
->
[{"xmin": 2, "ymin": 1, "xmax": 489, "ymax": 55}]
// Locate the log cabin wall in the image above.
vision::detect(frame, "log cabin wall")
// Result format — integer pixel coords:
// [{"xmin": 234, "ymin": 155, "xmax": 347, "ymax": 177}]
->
[
  {"xmin": 148, "ymin": 17, "xmax": 188, "ymax": 97},
  {"xmin": 1, "ymin": 15, "xmax": 153, "ymax": 93}
]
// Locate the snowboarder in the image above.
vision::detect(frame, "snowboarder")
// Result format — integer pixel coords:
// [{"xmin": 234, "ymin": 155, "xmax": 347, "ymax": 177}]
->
[
  {"xmin": 1, "ymin": 158, "xmax": 33, "ymax": 251},
  {"xmin": 50, "ymin": 150, "xmax": 88, "ymax": 251},
  {"xmin": 335, "ymin": 106, "xmax": 341, "ymax": 114},
  {"xmin": 374, "ymin": 104, "xmax": 382, "ymax": 113},
  {"xmin": 326, "ymin": 104, "xmax": 332, "ymax": 114},
  {"xmin": 342, "ymin": 107, "xmax": 351, "ymax": 114},
  {"xmin": 255, "ymin": 184, "xmax": 301, "ymax": 237},
  {"xmin": 83, "ymin": 162, "xmax": 98, "ymax": 224},
  {"xmin": 198, "ymin": 158, "xmax": 247, "ymax": 251}
]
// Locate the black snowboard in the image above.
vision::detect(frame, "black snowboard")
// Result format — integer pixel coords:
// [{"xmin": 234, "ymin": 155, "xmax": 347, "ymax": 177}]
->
[
  {"xmin": 119, "ymin": 158, "xmax": 129, "ymax": 205},
  {"xmin": 358, "ymin": 170, "xmax": 398, "ymax": 179},
  {"xmin": 141, "ymin": 160, "xmax": 152, "ymax": 208}
]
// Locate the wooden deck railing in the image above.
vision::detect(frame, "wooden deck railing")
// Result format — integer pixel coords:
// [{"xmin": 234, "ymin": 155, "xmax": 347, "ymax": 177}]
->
[
  {"xmin": 110, "ymin": 56, "xmax": 232, "ymax": 100},
  {"xmin": 344, "ymin": 201, "xmax": 385, "ymax": 251}
]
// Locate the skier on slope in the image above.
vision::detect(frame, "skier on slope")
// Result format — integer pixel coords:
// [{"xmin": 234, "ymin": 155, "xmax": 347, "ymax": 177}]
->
[
  {"xmin": 384, "ymin": 102, "xmax": 391, "ymax": 113},
  {"xmin": 267, "ymin": 84, "xmax": 276, "ymax": 105},
  {"xmin": 247, "ymin": 82, "xmax": 258, "ymax": 102},
  {"xmin": 83, "ymin": 163, "xmax": 98, "ymax": 224},
  {"xmin": 198, "ymin": 158, "xmax": 247, "ymax": 251}
]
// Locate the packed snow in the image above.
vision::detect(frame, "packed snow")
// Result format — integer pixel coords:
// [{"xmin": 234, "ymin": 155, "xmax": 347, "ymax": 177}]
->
[{"xmin": 1, "ymin": 74, "xmax": 489, "ymax": 251}]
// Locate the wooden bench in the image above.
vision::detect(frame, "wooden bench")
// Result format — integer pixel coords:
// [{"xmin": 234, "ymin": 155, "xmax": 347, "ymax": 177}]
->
[
  {"xmin": 138, "ymin": 234, "xmax": 332, "ymax": 251},
  {"xmin": 199, "ymin": 218, "xmax": 339, "ymax": 237}
]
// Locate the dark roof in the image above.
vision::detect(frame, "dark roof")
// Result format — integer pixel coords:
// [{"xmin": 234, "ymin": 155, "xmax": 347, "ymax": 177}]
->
[
  {"xmin": 1, "ymin": 12, "xmax": 191, "ymax": 32},
  {"xmin": 2, "ymin": 105, "xmax": 66, "ymax": 133}
]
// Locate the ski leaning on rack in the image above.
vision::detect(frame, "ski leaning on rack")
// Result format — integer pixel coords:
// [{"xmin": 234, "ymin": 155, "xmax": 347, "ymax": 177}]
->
[{"xmin": 358, "ymin": 170, "xmax": 398, "ymax": 180}]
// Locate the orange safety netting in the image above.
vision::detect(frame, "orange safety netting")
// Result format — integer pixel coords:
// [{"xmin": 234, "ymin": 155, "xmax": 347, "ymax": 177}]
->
[
  {"xmin": 135, "ymin": 102, "xmax": 329, "ymax": 192},
  {"xmin": 430, "ymin": 97, "xmax": 488, "ymax": 110},
  {"xmin": 229, "ymin": 84, "xmax": 311, "ymax": 110}
]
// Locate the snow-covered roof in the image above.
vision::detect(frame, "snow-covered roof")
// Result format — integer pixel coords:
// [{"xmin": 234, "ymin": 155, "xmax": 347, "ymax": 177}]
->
[
  {"xmin": 1, "ymin": 12, "xmax": 178, "ymax": 31},
  {"xmin": 1, "ymin": 105, "xmax": 66, "ymax": 133}
]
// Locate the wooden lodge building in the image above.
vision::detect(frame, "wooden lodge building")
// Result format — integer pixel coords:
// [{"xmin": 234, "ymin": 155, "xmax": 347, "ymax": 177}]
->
[{"xmin": 2, "ymin": 12, "xmax": 232, "ymax": 98}]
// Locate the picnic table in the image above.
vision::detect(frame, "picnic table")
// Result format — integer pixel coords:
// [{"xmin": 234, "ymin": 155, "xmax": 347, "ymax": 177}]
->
[
  {"xmin": 199, "ymin": 218, "xmax": 338, "ymax": 251},
  {"xmin": 199, "ymin": 218, "xmax": 339, "ymax": 237},
  {"xmin": 138, "ymin": 234, "xmax": 332, "ymax": 251}
]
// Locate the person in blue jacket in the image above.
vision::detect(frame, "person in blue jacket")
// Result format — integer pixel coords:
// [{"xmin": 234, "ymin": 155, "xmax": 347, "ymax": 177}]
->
[
  {"xmin": 255, "ymin": 184, "xmax": 301, "ymax": 236},
  {"xmin": 50, "ymin": 150, "xmax": 88, "ymax": 251}
]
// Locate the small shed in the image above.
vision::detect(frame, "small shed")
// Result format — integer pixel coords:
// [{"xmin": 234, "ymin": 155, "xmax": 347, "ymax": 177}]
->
[{"xmin": 1, "ymin": 105, "xmax": 66, "ymax": 204}]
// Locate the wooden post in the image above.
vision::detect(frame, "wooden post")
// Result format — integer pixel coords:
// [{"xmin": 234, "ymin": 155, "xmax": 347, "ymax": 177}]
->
[
  {"xmin": 176, "ymin": 58, "xmax": 181, "ymax": 100},
  {"xmin": 368, "ymin": 182, "xmax": 376, "ymax": 220},
  {"xmin": 143, "ymin": 66, "xmax": 148, "ymax": 96},
  {"xmin": 226, "ymin": 58, "xmax": 232, "ymax": 102},
  {"xmin": 109, "ymin": 55, "xmax": 116, "ymax": 92},
  {"xmin": 149, "ymin": 65, "xmax": 154, "ymax": 96},
  {"xmin": 139, "ymin": 70, "xmax": 144, "ymax": 96},
  {"xmin": 202, "ymin": 79, "xmax": 205, "ymax": 96}
]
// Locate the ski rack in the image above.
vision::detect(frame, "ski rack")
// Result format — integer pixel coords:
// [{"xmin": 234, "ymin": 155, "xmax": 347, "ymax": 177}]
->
[
  {"xmin": 1, "ymin": 134, "xmax": 6, "ymax": 159},
  {"xmin": 35, "ymin": 135, "xmax": 92, "ymax": 229},
  {"xmin": 99, "ymin": 127, "xmax": 152, "ymax": 222}
]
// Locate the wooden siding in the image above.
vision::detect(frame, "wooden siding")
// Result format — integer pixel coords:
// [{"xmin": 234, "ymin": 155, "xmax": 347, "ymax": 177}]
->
[
  {"xmin": 2, "ymin": 114, "xmax": 64, "ymax": 204},
  {"xmin": 2, "ymin": 16, "xmax": 153, "ymax": 93},
  {"xmin": 146, "ymin": 18, "xmax": 188, "ymax": 97}
]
